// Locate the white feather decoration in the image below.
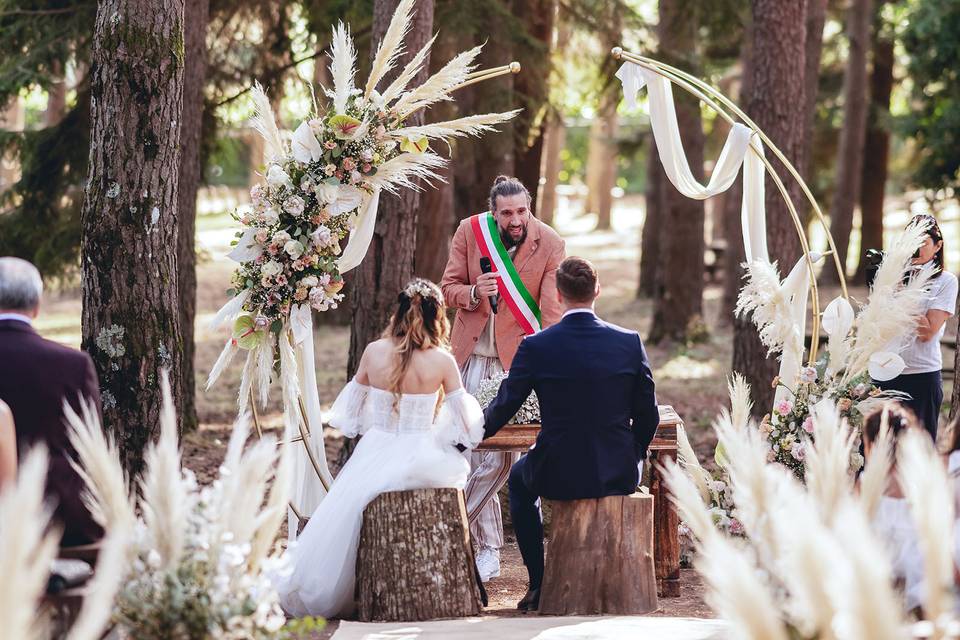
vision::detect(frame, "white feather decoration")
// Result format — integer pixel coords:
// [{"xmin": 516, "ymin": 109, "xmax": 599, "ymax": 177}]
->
[
  {"xmin": 661, "ymin": 459, "xmax": 718, "ymax": 545},
  {"xmin": 249, "ymin": 443, "xmax": 292, "ymax": 571},
  {"xmin": 393, "ymin": 45, "xmax": 482, "ymax": 116},
  {"xmin": 63, "ymin": 397, "xmax": 135, "ymax": 530},
  {"xmin": 206, "ymin": 338, "xmax": 239, "ymax": 391},
  {"xmin": 858, "ymin": 405, "xmax": 893, "ymax": 519},
  {"xmin": 898, "ymin": 429, "xmax": 955, "ymax": 623},
  {"xmin": 249, "ymin": 83, "xmax": 285, "ymax": 162},
  {"xmin": 65, "ymin": 525, "xmax": 129, "ymax": 640},
  {"xmin": 364, "ymin": 151, "xmax": 447, "ymax": 194},
  {"xmin": 237, "ymin": 347, "xmax": 258, "ymax": 413},
  {"xmin": 209, "ymin": 289, "xmax": 250, "ymax": 332},
  {"xmin": 139, "ymin": 373, "xmax": 187, "ymax": 571},
  {"xmin": 257, "ymin": 333, "xmax": 275, "ymax": 409},
  {"xmin": 0, "ymin": 447, "xmax": 59, "ymax": 640},
  {"xmin": 804, "ymin": 400, "xmax": 855, "ymax": 523},
  {"xmin": 390, "ymin": 110, "xmax": 521, "ymax": 143},
  {"xmin": 675, "ymin": 425, "xmax": 712, "ymax": 503},
  {"xmin": 381, "ymin": 33, "xmax": 437, "ymax": 105},
  {"xmin": 736, "ymin": 259, "xmax": 802, "ymax": 357},
  {"xmin": 329, "ymin": 22, "xmax": 357, "ymax": 114},
  {"xmin": 727, "ymin": 373, "xmax": 754, "ymax": 431},
  {"xmin": 365, "ymin": 0, "xmax": 415, "ymax": 98}
]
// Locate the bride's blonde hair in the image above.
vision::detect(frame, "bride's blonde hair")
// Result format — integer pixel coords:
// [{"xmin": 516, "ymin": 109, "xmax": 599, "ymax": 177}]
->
[{"xmin": 382, "ymin": 278, "xmax": 450, "ymax": 397}]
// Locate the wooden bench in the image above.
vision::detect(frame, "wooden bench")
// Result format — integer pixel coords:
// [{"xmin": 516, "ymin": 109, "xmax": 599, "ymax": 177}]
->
[
  {"xmin": 355, "ymin": 488, "xmax": 482, "ymax": 621},
  {"xmin": 477, "ymin": 405, "xmax": 682, "ymax": 597},
  {"xmin": 539, "ymin": 492, "xmax": 658, "ymax": 615}
]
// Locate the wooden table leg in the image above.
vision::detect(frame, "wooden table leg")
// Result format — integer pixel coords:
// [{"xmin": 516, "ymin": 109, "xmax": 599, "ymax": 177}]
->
[{"xmin": 651, "ymin": 450, "xmax": 681, "ymax": 597}]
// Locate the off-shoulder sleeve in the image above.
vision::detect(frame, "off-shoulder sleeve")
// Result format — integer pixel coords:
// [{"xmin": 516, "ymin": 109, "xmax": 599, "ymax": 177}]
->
[
  {"xmin": 434, "ymin": 389, "xmax": 485, "ymax": 449},
  {"xmin": 328, "ymin": 379, "xmax": 370, "ymax": 437}
]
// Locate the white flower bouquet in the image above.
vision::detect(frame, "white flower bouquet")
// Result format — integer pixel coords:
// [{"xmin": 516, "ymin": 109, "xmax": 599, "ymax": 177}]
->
[{"xmin": 473, "ymin": 371, "xmax": 540, "ymax": 424}]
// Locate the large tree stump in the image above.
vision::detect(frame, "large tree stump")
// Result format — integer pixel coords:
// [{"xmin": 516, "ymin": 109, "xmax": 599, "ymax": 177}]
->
[
  {"xmin": 356, "ymin": 488, "xmax": 481, "ymax": 621},
  {"xmin": 540, "ymin": 493, "xmax": 659, "ymax": 615}
]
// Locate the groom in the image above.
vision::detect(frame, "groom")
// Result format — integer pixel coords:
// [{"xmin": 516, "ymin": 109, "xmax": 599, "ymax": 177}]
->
[{"xmin": 481, "ymin": 257, "xmax": 659, "ymax": 611}]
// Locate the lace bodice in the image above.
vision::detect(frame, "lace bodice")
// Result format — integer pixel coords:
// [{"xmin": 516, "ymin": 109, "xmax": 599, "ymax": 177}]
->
[{"xmin": 328, "ymin": 379, "xmax": 485, "ymax": 447}]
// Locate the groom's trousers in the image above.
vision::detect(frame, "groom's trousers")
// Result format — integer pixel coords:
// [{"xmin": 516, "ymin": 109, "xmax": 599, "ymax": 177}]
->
[{"xmin": 507, "ymin": 454, "xmax": 545, "ymax": 590}]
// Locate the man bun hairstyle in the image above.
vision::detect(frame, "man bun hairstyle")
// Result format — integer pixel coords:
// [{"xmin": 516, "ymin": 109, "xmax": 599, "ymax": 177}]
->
[
  {"xmin": 556, "ymin": 256, "xmax": 598, "ymax": 303},
  {"xmin": 489, "ymin": 175, "xmax": 531, "ymax": 213}
]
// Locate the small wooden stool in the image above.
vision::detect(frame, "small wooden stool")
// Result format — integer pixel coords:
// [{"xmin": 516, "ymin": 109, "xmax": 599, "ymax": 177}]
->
[
  {"xmin": 356, "ymin": 488, "xmax": 482, "ymax": 621},
  {"xmin": 539, "ymin": 492, "xmax": 659, "ymax": 615}
]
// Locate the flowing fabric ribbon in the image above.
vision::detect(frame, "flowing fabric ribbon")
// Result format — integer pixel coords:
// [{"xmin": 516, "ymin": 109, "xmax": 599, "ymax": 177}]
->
[
  {"xmin": 337, "ymin": 187, "xmax": 382, "ymax": 274},
  {"xmin": 469, "ymin": 212, "xmax": 542, "ymax": 334},
  {"xmin": 616, "ymin": 62, "xmax": 769, "ymax": 264},
  {"xmin": 774, "ymin": 252, "xmax": 823, "ymax": 406}
]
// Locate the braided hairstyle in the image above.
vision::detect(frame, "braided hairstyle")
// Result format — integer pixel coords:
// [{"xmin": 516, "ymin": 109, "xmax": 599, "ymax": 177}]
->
[{"xmin": 382, "ymin": 278, "xmax": 450, "ymax": 398}]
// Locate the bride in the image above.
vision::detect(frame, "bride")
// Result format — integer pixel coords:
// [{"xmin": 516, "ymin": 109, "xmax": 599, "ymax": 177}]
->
[{"xmin": 275, "ymin": 278, "xmax": 485, "ymax": 618}]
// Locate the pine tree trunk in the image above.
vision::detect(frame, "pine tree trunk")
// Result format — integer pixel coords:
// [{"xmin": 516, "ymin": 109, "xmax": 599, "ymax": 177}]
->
[
  {"xmin": 853, "ymin": 1, "xmax": 893, "ymax": 283},
  {"xmin": 638, "ymin": 137, "xmax": 663, "ymax": 299},
  {"xmin": 356, "ymin": 488, "xmax": 481, "ymax": 621},
  {"xmin": 81, "ymin": 0, "xmax": 185, "ymax": 477},
  {"xmin": 538, "ymin": 110, "xmax": 565, "ymax": 227},
  {"xmin": 733, "ymin": 0, "xmax": 808, "ymax": 416},
  {"xmin": 347, "ymin": 0, "xmax": 435, "ymax": 381},
  {"xmin": 587, "ymin": 89, "xmax": 619, "ymax": 231},
  {"xmin": 511, "ymin": 0, "xmax": 556, "ymax": 211},
  {"xmin": 800, "ymin": 0, "xmax": 828, "ymax": 187},
  {"xmin": 176, "ymin": 0, "xmax": 209, "ymax": 433},
  {"xmin": 44, "ymin": 59, "xmax": 67, "ymax": 128},
  {"xmin": 825, "ymin": 0, "xmax": 873, "ymax": 284},
  {"xmin": 648, "ymin": 0, "xmax": 705, "ymax": 344}
]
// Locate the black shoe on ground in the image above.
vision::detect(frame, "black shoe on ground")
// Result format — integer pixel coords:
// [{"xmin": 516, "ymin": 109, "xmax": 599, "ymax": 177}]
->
[{"xmin": 516, "ymin": 587, "xmax": 540, "ymax": 612}]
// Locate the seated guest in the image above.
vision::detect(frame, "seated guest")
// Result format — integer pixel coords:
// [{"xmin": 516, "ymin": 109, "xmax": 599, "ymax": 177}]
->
[
  {"xmin": 481, "ymin": 257, "xmax": 659, "ymax": 611},
  {"xmin": 0, "ymin": 257, "xmax": 102, "ymax": 545},
  {"xmin": 864, "ymin": 402, "xmax": 924, "ymax": 613},
  {"xmin": 0, "ymin": 399, "xmax": 15, "ymax": 490}
]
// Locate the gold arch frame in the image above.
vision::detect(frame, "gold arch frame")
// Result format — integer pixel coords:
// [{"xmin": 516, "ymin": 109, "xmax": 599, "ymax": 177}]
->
[{"xmin": 612, "ymin": 47, "xmax": 850, "ymax": 364}]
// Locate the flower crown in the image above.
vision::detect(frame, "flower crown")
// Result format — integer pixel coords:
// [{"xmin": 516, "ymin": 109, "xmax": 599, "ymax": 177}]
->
[{"xmin": 404, "ymin": 280, "xmax": 440, "ymax": 303}]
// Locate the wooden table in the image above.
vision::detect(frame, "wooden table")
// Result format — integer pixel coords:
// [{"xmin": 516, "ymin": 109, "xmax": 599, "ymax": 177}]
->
[{"xmin": 476, "ymin": 406, "xmax": 682, "ymax": 597}]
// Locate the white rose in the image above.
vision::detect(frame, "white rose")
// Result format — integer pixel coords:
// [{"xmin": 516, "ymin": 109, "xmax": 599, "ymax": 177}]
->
[
  {"xmin": 283, "ymin": 195, "xmax": 305, "ymax": 216},
  {"xmin": 260, "ymin": 207, "xmax": 279, "ymax": 225},
  {"xmin": 311, "ymin": 225, "xmax": 332, "ymax": 248},
  {"xmin": 271, "ymin": 230, "xmax": 291, "ymax": 245},
  {"xmin": 284, "ymin": 240, "xmax": 305, "ymax": 260},
  {"xmin": 266, "ymin": 164, "xmax": 291, "ymax": 188},
  {"xmin": 261, "ymin": 260, "xmax": 283, "ymax": 277},
  {"xmin": 301, "ymin": 275, "xmax": 319, "ymax": 288}
]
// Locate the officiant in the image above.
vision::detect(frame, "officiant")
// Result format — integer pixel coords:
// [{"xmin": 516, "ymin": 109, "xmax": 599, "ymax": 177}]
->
[{"xmin": 440, "ymin": 175, "xmax": 566, "ymax": 582}]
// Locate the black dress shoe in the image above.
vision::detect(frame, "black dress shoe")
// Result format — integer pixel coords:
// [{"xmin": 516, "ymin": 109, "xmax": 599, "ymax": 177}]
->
[{"xmin": 516, "ymin": 587, "xmax": 541, "ymax": 612}]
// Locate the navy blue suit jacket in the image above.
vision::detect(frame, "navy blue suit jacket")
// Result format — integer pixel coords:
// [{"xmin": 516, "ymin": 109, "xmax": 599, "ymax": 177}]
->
[{"xmin": 482, "ymin": 311, "xmax": 658, "ymax": 500}]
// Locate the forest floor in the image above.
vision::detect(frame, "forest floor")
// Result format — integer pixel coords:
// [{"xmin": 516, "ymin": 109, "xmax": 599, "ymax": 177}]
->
[{"xmin": 34, "ymin": 193, "xmax": 957, "ymax": 634}]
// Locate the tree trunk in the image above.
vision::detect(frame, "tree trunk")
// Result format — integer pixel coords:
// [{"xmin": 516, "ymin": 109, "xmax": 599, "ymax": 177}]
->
[
  {"xmin": 511, "ymin": 0, "xmax": 556, "ymax": 211},
  {"xmin": 538, "ymin": 110, "xmax": 565, "ymax": 227},
  {"xmin": 44, "ymin": 59, "xmax": 67, "ymax": 128},
  {"xmin": 733, "ymin": 0, "xmax": 807, "ymax": 416},
  {"xmin": 638, "ymin": 136, "xmax": 663, "ymax": 299},
  {"xmin": 356, "ymin": 488, "xmax": 481, "ymax": 621},
  {"xmin": 347, "ymin": 0, "xmax": 435, "ymax": 381},
  {"xmin": 648, "ymin": 0, "xmax": 705, "ymax": 344},
  {"xmin": 587, "ymin": 89, "xmax": 619, "ymax": 231},
  {"xmin": 81, "ymin": 0, "xmax": 185, "ymax": 477},
  {"xmin": 539, "ymin": 493, "xmax": 658, "ymax": 615},
  {"xmin": 853, "ymin": 1, "xmax": 893, "ymax": 283},
  {"xmin": 176, "ymin": 0, "xmax": 209, "ymax": 434},
  {"xmin": 825, "ymin": 0, "xmax": 873, "ymax": 284},
  {"xmin": 800, "ymin": 0, "xmax": 828, "ymax": 187}
]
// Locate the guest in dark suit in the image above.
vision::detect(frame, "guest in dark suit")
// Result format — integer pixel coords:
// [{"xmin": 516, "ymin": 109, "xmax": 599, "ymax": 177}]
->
[
  {"xmin": 0, "ymin": 257, "xmax": 102, "ymax": 546},
  {"xmin": 482, "ymin": 256, "xmax": 659, "ymax": 611}
]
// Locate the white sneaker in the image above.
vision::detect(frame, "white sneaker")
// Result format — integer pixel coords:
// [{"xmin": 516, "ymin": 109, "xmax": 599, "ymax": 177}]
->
[{"xmin": 475, "ymin": 546, "xmax": 501, "ymax": 582}]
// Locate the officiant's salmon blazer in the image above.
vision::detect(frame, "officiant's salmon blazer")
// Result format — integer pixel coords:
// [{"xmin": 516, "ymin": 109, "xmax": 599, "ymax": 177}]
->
[{"xmin": 441, "ymin": 215, "xmax": 566, "ymax": 369}]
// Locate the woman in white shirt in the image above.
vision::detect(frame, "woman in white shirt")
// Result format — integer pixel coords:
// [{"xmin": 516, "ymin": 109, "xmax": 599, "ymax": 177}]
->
[{"xmin": 876, "ymin": 215, "xmax": 959, "ymax": 440}]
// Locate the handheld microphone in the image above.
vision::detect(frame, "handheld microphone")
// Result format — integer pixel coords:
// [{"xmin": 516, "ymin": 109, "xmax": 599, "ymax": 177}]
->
[{"xmin": 479, "ymin": 256, "xmax": 498, "ymax": 314}]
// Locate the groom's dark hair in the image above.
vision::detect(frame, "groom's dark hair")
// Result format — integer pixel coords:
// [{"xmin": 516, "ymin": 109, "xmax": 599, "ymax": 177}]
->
[{"xmin": 556, "ymin": 257, "xmax": 598, "ymax": 303}]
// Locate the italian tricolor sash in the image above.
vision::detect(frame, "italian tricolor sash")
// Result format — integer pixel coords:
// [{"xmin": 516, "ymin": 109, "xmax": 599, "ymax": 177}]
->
[{"xmin": 469, "ymin": 212, "xmax": 542, "ymax": 334}]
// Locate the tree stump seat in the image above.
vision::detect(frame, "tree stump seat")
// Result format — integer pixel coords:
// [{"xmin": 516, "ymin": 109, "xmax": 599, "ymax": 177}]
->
[
  {"xmin": 539, "ymin": 492, "xmax": 659, "ymax": 616},
  {"xmin": 355, "ymin": 488, "xmax": 482, "ymax": 621}
]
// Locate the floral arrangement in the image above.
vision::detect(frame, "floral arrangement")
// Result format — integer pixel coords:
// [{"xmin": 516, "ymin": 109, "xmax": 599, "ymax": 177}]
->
[
  {"xmin": 64, "ymin": 378, "xmax": 321, "ymax": 639},
  {"xmin": 474, "ymin": 371, "xmax": 540, "ymax": 424},
  {"xmin": 207, "ymin": 0, "xmax": 518, "ymax": 413},
  {"xmin": 761, "ymin": 364, "xmax": 874, "ymax": 479}
]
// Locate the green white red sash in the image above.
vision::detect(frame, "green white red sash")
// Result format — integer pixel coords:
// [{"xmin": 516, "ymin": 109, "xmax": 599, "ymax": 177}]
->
[{"xmin": 469, "ymin": 212, "xmax": 542, "ymax": 334}]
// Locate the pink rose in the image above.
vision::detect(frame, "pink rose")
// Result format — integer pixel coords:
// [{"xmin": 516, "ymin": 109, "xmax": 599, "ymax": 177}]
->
[
  {"xmin": 324, "ymin": 140, "xmax": 337, "ymax": 150},
  {"xmin": 775, "ymin": 400, "xmax": 793, "ymax": 416},
  {"xmin": 362, "ymin": 163, "xmax": 372, "ymax": 173},
  {"xmin": 802, "ymin": 416, "xmax": 814, "ymax": 433},
  {"xmin": 275, "ymin": 274, "xmax": 288, "ymax": 286},
  {"xmin": 254, "ymin": 230, "xmax": 269, "ymax": 244}
]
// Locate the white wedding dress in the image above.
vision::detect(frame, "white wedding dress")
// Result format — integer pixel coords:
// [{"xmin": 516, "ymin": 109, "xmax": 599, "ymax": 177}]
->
[{"xmin": 275, "ymin": 379, "xmax": 484, "ymax": 619}]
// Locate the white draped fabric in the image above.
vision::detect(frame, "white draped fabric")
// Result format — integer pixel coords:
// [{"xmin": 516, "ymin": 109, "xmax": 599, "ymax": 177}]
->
[
  {"xmin": 616, "ymin": 62, "xmax": 770, "ymax": 264},
  {"xmin": 337, "ymin": 187, "xmax": 381, "ymax": 274},
  {"xmin": 773, "ymin": 253, "xmax": 822, "ymax": 405}
]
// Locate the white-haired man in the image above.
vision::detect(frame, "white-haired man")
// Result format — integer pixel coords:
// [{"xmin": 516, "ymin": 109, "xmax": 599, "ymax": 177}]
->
[{"xmin": 0, "ymin": 257, "xmax": 102, "ymax": 546}]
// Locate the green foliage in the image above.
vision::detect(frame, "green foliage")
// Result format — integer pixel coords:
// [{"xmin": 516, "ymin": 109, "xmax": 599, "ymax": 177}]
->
[{"xmin": 901, "ymin": 0, "xmax": 960, "ymax": 191}]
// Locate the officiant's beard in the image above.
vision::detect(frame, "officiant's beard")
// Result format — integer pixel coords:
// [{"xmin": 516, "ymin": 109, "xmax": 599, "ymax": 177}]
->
[{"xmin": 499, "ymin": 225, "xmax": 527, "ymax": 249}]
